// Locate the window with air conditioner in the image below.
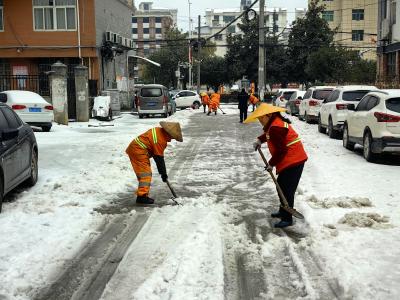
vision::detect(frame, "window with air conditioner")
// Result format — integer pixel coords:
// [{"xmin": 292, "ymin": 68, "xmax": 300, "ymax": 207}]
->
[
  {"xmin": 33, "ymin": 0, "xmax": 77, "ymax": 31},
  {"xmin": 352, "ymin": 30, "xmax": 364, "ymax": 41}
]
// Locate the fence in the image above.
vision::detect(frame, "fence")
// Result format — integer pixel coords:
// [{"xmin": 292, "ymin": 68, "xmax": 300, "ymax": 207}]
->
[{"xmin": 0, "ymin": 75, "xmax": 50, "ymax": 96}]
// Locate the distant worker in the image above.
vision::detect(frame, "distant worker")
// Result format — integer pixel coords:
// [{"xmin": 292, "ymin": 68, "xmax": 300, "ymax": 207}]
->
[
  {"xmin": 237, "ymin": 88, "xmax": 249, "ymax": 123},
  {"xmin": 200, "ymin": 92, "xmax": 210, "ymax": 113},
  {"xmin": 207, "ymin": 90, "xmax": 220, "ymax": 115},
  {"xmin": 249, "ymin": 93, "xmax": 260, "ymax": 112},
  {"xmin": 126, "ymin": 122, "xmax": 183, "ymax": 204}
]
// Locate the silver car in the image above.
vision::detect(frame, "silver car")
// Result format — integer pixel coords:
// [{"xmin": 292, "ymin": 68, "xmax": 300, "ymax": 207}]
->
[{"xmin": 137, "ymin": 84, "xmax": 174, "ymax": 118}]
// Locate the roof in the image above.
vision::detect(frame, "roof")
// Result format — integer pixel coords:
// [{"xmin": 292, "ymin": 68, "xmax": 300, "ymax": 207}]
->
[
  {"xmin": 310, "ymin": 86, "xmax": 336, "ymax": 90},
  {"xmin": 140, "ymin": 84, "xmax": 167, "ymax": 88},
  {"xmin": 373, "ymin": 89, "xmax": 400, "ymax": 97},
  {"xmin": 335, "ymin": 85, "xmax": 379, "ymax": 91}
]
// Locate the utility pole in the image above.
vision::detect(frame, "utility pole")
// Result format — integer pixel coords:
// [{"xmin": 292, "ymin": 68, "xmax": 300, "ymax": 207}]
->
[
  {"xmin": 197, "ymin": 15, "xmax": 201, "ymax": 94},
  {"xmin": 258, "ymin": 0, "xmax": 265, "ymax": 98},
  {"xmin": 188, "ymin": 1, "xmax": 192, "ymax": 90}
]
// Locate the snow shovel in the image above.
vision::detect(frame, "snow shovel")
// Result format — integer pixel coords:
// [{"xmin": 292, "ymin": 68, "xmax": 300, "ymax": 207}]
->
[
  {"xmin": 218, "ymin": 107, "xmax": 227, "ymax": 114},
  {"xmin": 258, "ymin": 148, "xmax": 304, "ymax": 219},
  {"xmin": 165, "ymin": 179, "xmax": 182, "ymax": 205}
]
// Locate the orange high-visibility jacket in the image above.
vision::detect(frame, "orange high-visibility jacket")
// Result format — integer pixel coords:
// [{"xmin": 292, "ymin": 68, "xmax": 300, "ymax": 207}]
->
[
  {"xmin": 258, "ymin": 117, "xmax": 307, "ymax": 174},
  {"xmin": 201, "ymin": 94, "xmax": 210, "ymax": 105},
  {"xmin": 126, "ymin": 127, "xmax": 171, "ymax": 158},
  {"xmin": 249, "ymin": 94, "xmax": 259, "ymax": 105},
  {"xmin": 210, "ymin": 93, "xmax": 220, "ymax": 108}
]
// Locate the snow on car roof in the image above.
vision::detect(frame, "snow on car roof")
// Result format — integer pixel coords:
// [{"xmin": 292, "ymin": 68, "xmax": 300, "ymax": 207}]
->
[
  {"xmin": 2, "ymin": 90, "xmax": 48, "ymax": 103},
  {"xmin": 336, "ymin": 85, "xmax": 378, "ymax": 91}
]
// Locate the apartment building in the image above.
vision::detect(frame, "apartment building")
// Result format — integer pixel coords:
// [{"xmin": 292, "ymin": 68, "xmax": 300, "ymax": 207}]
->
[
  {"xmin": 318, "ymin": 0, "xmax": 378, "ymax": 61},
  {"xmin": 377, "ymin": 0, "xmax": 399, "ymax": 87},
  {"xmin": 201, "ymin": 6, "xmax": 289, "ymax": 57},
  {"xmin": 0, "ymin": 0, "xmax": 134, "ymax": 95}
]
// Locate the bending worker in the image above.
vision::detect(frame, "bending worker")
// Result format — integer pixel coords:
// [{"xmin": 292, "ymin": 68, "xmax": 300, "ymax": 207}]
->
[
  {"xmin": 244, "ymin": 104, "xmax": 308, "ymax": 228},
  {"xmin": 126, "ymin": 121, "xmax": 183, "ymax": 204},
  {"xmin": 208, "ymin": 91, "xmax": 220, "ymax": 115},
  {"xmin": 249, "ymin": 93, "xmax": 260, "ymax": 112},
  {"xmin": 200, "ymin": 92, "xmax": 210, "ymax": 113}
]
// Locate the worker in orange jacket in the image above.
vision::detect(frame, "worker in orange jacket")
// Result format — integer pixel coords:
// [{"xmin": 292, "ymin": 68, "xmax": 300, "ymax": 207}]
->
[
  {"xmin": 249, "ymin": 93, "xmax": 260, "ymax": 112},
  {"xmin": 126, "ymin": 121, "xmax": 183, "ymax": 204},
  {"xmin": 245, "ymin": 104, "xmax": 308, "ymax": 228},
  {"xmin": 207, "ymin": 91, "xmax": 220, "ymax": 115},
  {"xmin": 200, "ymin": 92, "xmax": 210, "ymax": 113}
]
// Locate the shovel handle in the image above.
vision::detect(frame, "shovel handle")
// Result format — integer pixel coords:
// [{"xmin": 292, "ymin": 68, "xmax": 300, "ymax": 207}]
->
[{"xmin": 166, "ymin": 180, "xmax": 177, "ymax": 198}]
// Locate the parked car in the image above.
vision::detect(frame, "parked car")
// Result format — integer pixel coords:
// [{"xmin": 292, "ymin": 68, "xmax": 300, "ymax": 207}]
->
[
  {"xmin": 0, "ymin": 91, "xmax": 53, "ymax": 132},
  {"xmin": 298, "ymin": 86, "xmax": 335, "ymax": 123},
  {"xmin": 0, "ymin": 103, "xmax": 38, "ymax": 212},
  {"xmin": 137, "ymin": 84, "xmax": 174, "ymax": 118},
  {"xmin": 286, "ymin": 91, "xmax": 306, "ymax": 115},
  {"xmin": 343, "ymin": 90, "xmax": 400, "ymax": 162},
  {"xmin": 274, "ymin": 89, "xmax": 298, "ymax": 108},
  {"xmin": 318, "ymin": 85, "xmax": 379, "ymax": 138},
  {"xmin": 173, "ymin": 90, "xmax": 201, "ymax": 109}
]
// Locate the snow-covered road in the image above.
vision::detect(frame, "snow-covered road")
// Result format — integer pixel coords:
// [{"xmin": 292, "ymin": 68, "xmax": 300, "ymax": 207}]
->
[{"xmin": 1, "ymin": 106, "xmax": 399, "ymax": 299}]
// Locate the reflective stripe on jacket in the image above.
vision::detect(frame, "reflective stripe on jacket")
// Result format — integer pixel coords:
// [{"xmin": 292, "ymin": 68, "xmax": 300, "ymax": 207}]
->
[
  {"xmin": 266, "ymin": 118, "xmax": 308, "ymax": 173},
  {"xmin": 126, "ymin": 127, "xmax": 171, "ymax": 158}
]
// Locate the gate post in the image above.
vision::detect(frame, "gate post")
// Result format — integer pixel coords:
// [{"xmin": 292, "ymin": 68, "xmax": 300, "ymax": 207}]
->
[
  {"xmin": 74, "ymin": 65, "xmax": 89, "ymax": 122},
  {"xmin": 50, "ymin": 61, "xmax": 68, "ymax": 125}
]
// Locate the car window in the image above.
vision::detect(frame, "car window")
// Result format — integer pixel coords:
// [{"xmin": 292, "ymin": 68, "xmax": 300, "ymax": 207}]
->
[
  {"xmin": 342, "ymin": 90, "xmax": 370, "ymax": 101},
  {"xmin": 356, "ymin": 96, "xmax": 370, "ymax": 111},
  {"xmin": 386, "ymin": 97, "xmax": 400, "ymax": 113},
  {"xmin": 326, "ymin": 90, "xmax": 340, "ymax": 102},
  {"xmin": 178, "ymin": 92, "xmax": 187, "ymax": 97},
  {"xmin": 1, "ymin": 106, "xmax": 22, "ymax": 129},
  {"xmin": 289, "ymin": 93, "xmax": 297, "ymax": 101},
  {"xmin": 186, "ymin": 92, "xmax": 196, "ymax": 97},
  {"xmin": 0, "ymin": 109, "xmax": 10, "ymax": 129},
  {"xmin": 303, "ymin": 90, "xmax": 312, "ymax": 100},
  {"xmin": 313, "ymin": 89, "xmax": 333, "ymax": 100},
  {"xmin": 283, "ymin": 91, "xmax": 295, "ymax": 100},
  {"xmin": 0, "ymin": 93, "xmax": 7, "ymax": 103},
  {"xmin": 141, "ymin": 88, "xmax": 162, "ymax": 97},
  {"xmin": 366, "ymin": 96, "xmax": 379, "ymax": 110},
  {"xmin": 275, "ymin": 91, "xmax": 283, "ymax": 98}
]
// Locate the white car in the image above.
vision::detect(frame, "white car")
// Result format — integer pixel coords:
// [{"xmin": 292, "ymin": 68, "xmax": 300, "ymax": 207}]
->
[
  {"xmin": 298, "ymin": 86, "xmax": 335, "ymax": 123},
  {"xmin": 343, "ymin": 90, "xmax": 400, "ymax": 162},
  {"xmin": 319, "ymin": 85, "xmax": 379, "ymax": 138},
  {"xmin": 0, "ymin": 90, "xmax": 53, "ymax": 132},
  {"xmin": 274, "ymin": 89, "xmax": 298, "ymax": 108},
  {"xmin": 173, "ymin": 90, "xmax": 201, "ymax": 109}
]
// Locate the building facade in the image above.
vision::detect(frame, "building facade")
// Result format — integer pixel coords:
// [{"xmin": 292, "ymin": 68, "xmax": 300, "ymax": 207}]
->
[
  {"xmin": 318, "ymin": 0, "xmax": 378, "ymax": 61},
  {"xmin": 202, "ymin": 6, "xmax": 289, "ymax": 57},
  {"xmin": 377, "ymin": 0, "xmax": 399, "ymax": 87},
  {"xmin": 0, "ymin": 0, "xmax": 134, "ymax": 96}
]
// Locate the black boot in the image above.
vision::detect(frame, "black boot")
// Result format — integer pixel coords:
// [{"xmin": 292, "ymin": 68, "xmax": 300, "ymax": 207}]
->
[
  {"xmin": 271, "ymin": 211, "xmax": 283, "ymax": 218},
  {"xmin": 136, "ymin": 196, "xmax": 155, "ymax": 204},
  {"xmin": 274, "ymin": 220, "xmax": 293, "ymax": 228},
  {"xmin": 215, "ymin": 111, "xmax": 217, "ymax": 115},
  {"xmin": 207, "ymin": 111, "xmax": 211, "ymax": 116}
]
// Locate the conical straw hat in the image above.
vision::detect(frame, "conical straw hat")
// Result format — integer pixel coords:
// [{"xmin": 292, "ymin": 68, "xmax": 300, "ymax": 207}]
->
[
  {"xmin": 244, "ymin": 103, "xmax": 286, "ymax": 123},
  {"xmin": 160, "ymin": 121, "xmax": 183, "ymax": 142}
]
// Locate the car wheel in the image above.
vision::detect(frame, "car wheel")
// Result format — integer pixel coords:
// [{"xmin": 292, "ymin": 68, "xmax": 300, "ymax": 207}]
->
[
  {"xmin": 328, "ymin": 117, "xmax": 339, "ymax": 139},
  {"xmin": 305, "ymin": 112, "xmax": 311, "ymax": 123},
  {"xmin": 193, "ymin": 101, "xmax": 200, "ymax": 109},
  {"xmin": 318, "ymin": 115, "xmax": 326, "ymax": 133},
  {"xmin": 0, "ymin": 175, "xmax": 3, "ymax": 213},
  {"xmin": 108, "ymin": 109, "xmax": 113, "ymax": 121},
  {"xmin": 41, "ymin": 125, "xmax": 51, "ymax": 132},
  {"xmin": 26, "ymin": 148, "xmax": 38, "ymax": 187},
  {"xmin": 343, "ymin": 124, "xmax": 355, "ymax": 150},
  {"xmin": 363, "ymin": 131, "xmax": 377, "ymax": 162},
  {"xmin": 138, "ymin": 114, "xmax": 143, "ymax": 119}
]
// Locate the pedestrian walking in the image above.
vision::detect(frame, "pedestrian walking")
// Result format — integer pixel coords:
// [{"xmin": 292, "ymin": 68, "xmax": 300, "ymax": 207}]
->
[
  {"xmin": 244, "ymin": 104, "xmax": 308, "ymax": 228},
  {"xmin": 237, "ymin": 88, "xmax": 249, "ymax": 123},
  {"xmin": 207, "ymin": 91, "xmax": 220, "ymax": 115},
  {"xmin": 249, "ymin": 93, "xmax": 260, "ymax": 112},
  {"xmin": 200, "ymin": 92, "xmax": 210, "ymax": 113},
  {"xmin": 125, "ymin": 122, "xmax": 183, "ymax": 204}
]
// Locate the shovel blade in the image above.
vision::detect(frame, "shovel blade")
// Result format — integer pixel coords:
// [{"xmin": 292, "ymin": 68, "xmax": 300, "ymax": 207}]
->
[{"xmin": 282, "ymin": 206, "xmax": 304, "ymax": 219}]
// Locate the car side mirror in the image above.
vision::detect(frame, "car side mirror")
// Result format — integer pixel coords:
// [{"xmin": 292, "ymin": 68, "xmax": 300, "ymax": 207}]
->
[
  {"xmin": 0, "ymin": 94, "xmax": 7, "ymax": 103},
  {"xmin": 175, "ymin": 94, "xmax": 180, "ymax": 98},
  {"xmin": 347, "ymin": 104, "xmax": 356, "ymax": 111},
  {"xmin": 1, "ymin": 129, "xmax": 19, "ymax": 141}
]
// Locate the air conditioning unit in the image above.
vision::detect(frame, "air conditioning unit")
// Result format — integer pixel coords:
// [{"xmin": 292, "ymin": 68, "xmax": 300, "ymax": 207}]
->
[
  {"xmin": 111, "ymin": 33, "xmax": 118, "ymax": 43},
  {"xmin": 105, "ymin": 31, "xmax": 113, "ymax": 42},
  {"xmin": 116, "ymin": 34, "xmax": 123, "ymax": 44},
  {"xmin": 381, "ymin": 19, "xmax": 390, "ymax": 39}
]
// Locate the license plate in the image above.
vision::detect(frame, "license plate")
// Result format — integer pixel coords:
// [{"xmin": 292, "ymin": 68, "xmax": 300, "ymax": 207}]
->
[
  {"xmin": 147, "ymin": 102, "xmax": 156, "ymax": 107},
  {"xmin": 29, "ymin": 107, "xmax": 41, "ymax": 112}
]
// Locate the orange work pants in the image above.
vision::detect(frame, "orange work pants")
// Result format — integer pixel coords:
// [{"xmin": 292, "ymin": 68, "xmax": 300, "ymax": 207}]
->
[{"xmin": 126, "ymin": 145, "xmax": 152, "ymax": 196}]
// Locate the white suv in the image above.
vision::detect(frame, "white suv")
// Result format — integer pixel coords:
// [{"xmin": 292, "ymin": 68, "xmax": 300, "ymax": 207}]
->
[
  {"xmin": 298, "ymin": 86, "xmax": 335, "ymax": 123},
  {"xmin": 173, "ymin": 90, "xmax": 201, "ymax": 109},
  {"xmin": 318, "ymin": 85, "xmax": 378, "ymax": 138},
  {"xmin": 343, "ymin": 90, "xmax": 400, "ymax": 162},
  {"xmin": 274, "ymin": 89, "xmax": 298, "ymax": 108}
]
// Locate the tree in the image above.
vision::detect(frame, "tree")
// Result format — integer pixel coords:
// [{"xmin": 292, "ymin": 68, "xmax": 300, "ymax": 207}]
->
[
  {"xmin": 198, "ymin": 56, "xmax": 228, "ymax": 91},
  {"xmin": 287, "ymin": 0, "xmax": 334, "ymax": 84}
]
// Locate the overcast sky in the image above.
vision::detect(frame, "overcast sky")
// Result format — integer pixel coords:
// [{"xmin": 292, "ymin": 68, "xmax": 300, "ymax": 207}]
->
[{"xmin": 148, "ymin": 0, "xmax": 308, "ymax": 30}]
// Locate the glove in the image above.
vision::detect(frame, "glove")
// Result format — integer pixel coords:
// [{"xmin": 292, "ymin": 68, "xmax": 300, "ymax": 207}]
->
[
  {"xmin": 161, "ymin": 174, "xmax": 168, "ymax": 182},
  {"xmin": 265, "ymin": 165, "xmax": 273, "ymax": 173},
  {"xmin": 253, "ymin": 139, "xmax": 262, "ymax": 151}
]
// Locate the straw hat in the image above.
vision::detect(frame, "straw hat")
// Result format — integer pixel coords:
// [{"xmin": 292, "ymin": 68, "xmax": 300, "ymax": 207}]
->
[
  {"xmin": 200, "ymin": 92, "xmax": 207, "ymax": 97},
  {"xmin": 160, "ymin": 121, "xmax": 183, "ymax": 142},
  {"xmin": 243, "ymin": 103, "xmax": 286, "ymax": 123}
]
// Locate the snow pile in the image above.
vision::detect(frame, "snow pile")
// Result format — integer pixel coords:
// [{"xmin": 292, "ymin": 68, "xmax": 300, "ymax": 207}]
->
[
  {"xmin": 306, "ymin": 195, "xmax": 373, "ymax": 208},
  {"xmin": 339, "ymin": 212, "xmax": 391, "ymax": 229}
]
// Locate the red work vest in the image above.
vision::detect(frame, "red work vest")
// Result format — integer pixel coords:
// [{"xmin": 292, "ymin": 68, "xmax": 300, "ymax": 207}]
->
[{"xmin": 267, "ymin": 118, "xmax": 308, "ymax": 173}]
